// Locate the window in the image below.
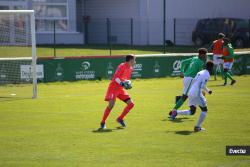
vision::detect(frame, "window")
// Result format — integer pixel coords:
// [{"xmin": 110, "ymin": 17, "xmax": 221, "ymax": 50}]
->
[{"xmin": 32, "ymin": 0, "xmax": 68, "ymax": 32}]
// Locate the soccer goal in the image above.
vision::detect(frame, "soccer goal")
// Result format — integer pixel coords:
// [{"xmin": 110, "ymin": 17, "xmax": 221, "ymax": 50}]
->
[{"xmin": 0, "ymin": 10, "xmax": 37, "ymax": 99}]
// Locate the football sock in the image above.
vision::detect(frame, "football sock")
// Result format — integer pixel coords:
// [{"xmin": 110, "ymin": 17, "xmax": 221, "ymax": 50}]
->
[
  {"xmin": 177, "ymin": 110, "xmax": 191, "ymax": 115},
  {"xmin": 195, "ymin": 111, "xmax": 207, "ymax": 127},
  {"xmin": 220, "ymin": 67, "xmax": 224, "ymax": 79},
  {"xmin": 214, "ymin": 68, "xmax": 217, "ymax": 79},
  {"xmin": 224, "ymin": 73, "xmax": 228, "ymax": 84},
  {"xmin": 225, "ymin": 72, "xmax": 234, "ymax": 81},
  {"xmin": 118, "ymin": 102, "xmax": 134, "ymax": 120},
  {"xmin": 101, "ymin": 107, "xmax": 112, "ymax": 123},
  {"xmin": 174, "ymin": 98, "xmax": 185, "ymax": 110}
]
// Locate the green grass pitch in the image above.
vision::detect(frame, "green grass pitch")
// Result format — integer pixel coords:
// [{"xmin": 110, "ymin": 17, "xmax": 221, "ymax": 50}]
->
[
  {"xmin": 0, "ymin": 76, "xmax": 250, "ymax": 167},
  {"xmin": 0, "ymin": 45, "xmax": 250, "ymax": 58}
]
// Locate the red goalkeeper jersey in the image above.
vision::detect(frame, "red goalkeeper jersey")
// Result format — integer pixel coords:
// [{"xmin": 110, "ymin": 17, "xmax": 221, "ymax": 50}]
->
[{"xmin": 110, "ymin": 62, "xmax": 133, "ymax": 89}]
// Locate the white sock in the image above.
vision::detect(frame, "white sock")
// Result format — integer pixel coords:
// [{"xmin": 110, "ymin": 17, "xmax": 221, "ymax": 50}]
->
[
  {"xmin": 196, "ymin": 111, "xmax": 207, "ymax": 127},
  {"xmin": 177, "ymin": 110, "xmax": 191, "ymax": 115}
]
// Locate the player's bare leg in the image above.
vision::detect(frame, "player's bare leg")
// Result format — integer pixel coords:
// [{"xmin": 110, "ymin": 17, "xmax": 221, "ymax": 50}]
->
[
  {"xmin": 99, "ymin": 99, "xmax": 115, "ymax": 129},
  {"xmin": 117, "ymin": 99, "xmax": 134, "ymax": 127}
]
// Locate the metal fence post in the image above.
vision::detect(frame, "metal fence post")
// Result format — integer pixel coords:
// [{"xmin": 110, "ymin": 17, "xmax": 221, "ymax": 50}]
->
[
  {"xmin": 106, "ymin": 18, "xmax": 112, "ymax": 56},
  {"xmin": 249, "ymin": 19, "xmax": 250, "ymax": 47},
  {"xmin": 174, "ymin": 18, "xmax": 176, "ymax": 45},
  {"xmin": 163, "ymin": 0, "xmax": 166, "ymax": 54},
  {"xmin": 53, "ymin": 20, "xmax": 56, "ymax": 57},
  {"xmin": 131, "ymin": 18, "xmax": 133, "ymax": 48},
  {"xmin": 84, "ymin": 17, "xmax": 89, "ymax": 44}
]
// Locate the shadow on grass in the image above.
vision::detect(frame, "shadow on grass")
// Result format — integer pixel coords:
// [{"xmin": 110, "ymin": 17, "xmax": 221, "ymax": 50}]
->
[
  {"xmin": 165, "ymin": 130, "xmax": 194, "ymax": 135},
  {"xmin": 209, "ymin": 84, "xmax": 225, "ymax": 87},
  {"xmin": 92, "ymin": 126, "xmax": 126, "ymax": 133},
  {"xmin": 92, "ymin": 129, "xmax": 114, "ymax": 133},
  {"xmin": 175, "ymin": 130, "xmax": 194, "ymax": 135},
  {"xmin": 162, "ymin": 117, "xmax": 192, "ymax": 123},
  {"xmin": 0, "ymin": 96, "xmax": 30, "ymax": 102}
]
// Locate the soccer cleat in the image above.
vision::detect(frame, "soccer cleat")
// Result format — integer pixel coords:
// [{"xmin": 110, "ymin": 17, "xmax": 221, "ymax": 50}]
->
[
  {"xmin": 170, "ymin": 109, "xmax": 177, "ymax": 120},
  {"xmin": 116, "ymin": 118, "xmax": 126, "ymax": 127},
  {"xmin": 194, "ymin": 126, "xmax": 205, "ymax": 132},
  {"xmin": 169, "ymin": 110, "xmax": 172, "ymax": 116},
  {"xmin": 231, "ymin": 80, "xmax": 236, "ymax": 85},
  {"xmin": 98, "ymin": 122, "xmax": 106, "ymax": 130},
  {"xmin": 223, "ymin": 82, "xmax": 227, "ymax": 86}
]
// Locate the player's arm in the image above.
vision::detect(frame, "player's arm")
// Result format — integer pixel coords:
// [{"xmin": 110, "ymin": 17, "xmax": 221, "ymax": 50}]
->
[
  {"xmin": 113, "ymin": 65, "xmax": 125, "ymax": 85},
  {"xmin": 201, "ymin": 78, "xmax": 212, "ymax": 94},
  {"xmin": 113, "ymin": 65, "xmax": 131, "ymax": 89},
  {"xmin": 180, "ymin": 58, "xmax": 192, "ymax": 73},
  {"xmin": 210, "ymin": 42, "xmax": 214, "ymax": 52}
]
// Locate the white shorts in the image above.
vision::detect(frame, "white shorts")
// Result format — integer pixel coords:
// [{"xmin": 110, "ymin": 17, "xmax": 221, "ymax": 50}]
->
[
  {"xmin": 183, "ymin": 77, "xmax": 194, "ymax": 95},
  {"xmin": 213, "ymin": 54, "xmax": 224, "ymax": 65},
  {"xmin": 223, "ymin": 62, "xmax": 233, "ymax": 70},
  {"xmin": 188, "ymin": 93, "xmax": 207, "ymax": 108}
]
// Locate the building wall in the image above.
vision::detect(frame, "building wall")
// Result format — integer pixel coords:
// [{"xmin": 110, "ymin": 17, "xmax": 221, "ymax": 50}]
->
[
  {"xmin": 36, "ymin": 0, "xmax": 84, "ymax": 44},
  {"xmin": 85, "ymin": 0, "xmax": 140, "ymax": 18},
  {"xmin": 164, "ymin": 0, "xmax": 250, "ymax": 19},
  {"xmin": 84, "ymin": 0, "xmax": 142, "ymax": 45},
  {"xmin": 1, "ymin": 0, "xmax": 249, "ymax": 45},
  {"xmin": 84, "ymin": 0, "xmax": 250, "ymax": 45}
]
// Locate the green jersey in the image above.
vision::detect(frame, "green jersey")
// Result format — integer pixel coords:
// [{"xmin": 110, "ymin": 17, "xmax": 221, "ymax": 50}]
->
[
  {"xmin": 180, "ymin": 56, "xmax": 205, "ymax": 78},
  {"xmin": 223, "ymin": 43, "xmax": 234, "ymax": 60}
]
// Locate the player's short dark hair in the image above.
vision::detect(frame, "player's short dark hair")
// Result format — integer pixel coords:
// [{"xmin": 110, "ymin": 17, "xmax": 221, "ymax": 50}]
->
[
  {"xmin": 205, "ymin": 61, "xmax": 214, "ymax": 71},
  {"xmin": 126, "ymin": 54, "xmax": 135, "ymax": 62},
  {"xmin": 218, "ymin": 33, "xmax": 225, "ymax": 39},
  {"xmin": 198, "ymin": 48, "xmax": 208, "ymax": 55},
  {"xmin": 223, "ymin": 38, "xmax": 230, "ymax": 44}
]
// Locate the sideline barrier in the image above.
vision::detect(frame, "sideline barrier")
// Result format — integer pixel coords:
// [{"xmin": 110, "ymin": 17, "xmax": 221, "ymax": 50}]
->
[
  {"xmin": 37, "ymin": 52, "xmax": 250, "ymax": 82},
  {"xmin": 0, "ymin": 52, "xmax": 250, "ymax": 83}
]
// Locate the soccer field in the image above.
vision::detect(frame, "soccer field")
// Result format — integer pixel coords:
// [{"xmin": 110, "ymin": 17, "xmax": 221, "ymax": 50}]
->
[
  {"xmin": 0, "ymin": 76, "xmax": 250, "ymax": 167},
  {"xmin": 1, "ymin": 45, "xmax": 250, "ymax": 58}
]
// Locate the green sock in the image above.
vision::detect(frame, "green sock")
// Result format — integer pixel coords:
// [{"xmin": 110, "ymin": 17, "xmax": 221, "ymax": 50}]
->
[
  {"xmin": 224, "ymin": 73, "xmax": 228, "ymax": 84},
  {"xmin": 220, "ymin": 66, "xmax": 224, "ymax": 79},
  {"xmin": 225, "ymin": 72, "xmax": 234, "ymax": 81},
  {"xmin": 214, "ymin": 68, "xmax": 217, "ymax": 79},
  {"xmin": 174, "ymin": 98, "xmax": 185, "ymax": 110}
]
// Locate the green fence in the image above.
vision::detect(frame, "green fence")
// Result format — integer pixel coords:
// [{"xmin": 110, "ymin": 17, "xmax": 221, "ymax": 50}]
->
[
  {"xmin": 0, "ymin": 53, "xmax": 250, "ymax": 84},
  {"xmin": 37, "ymin": 52, "xmax": 250, "ymax": 82}
]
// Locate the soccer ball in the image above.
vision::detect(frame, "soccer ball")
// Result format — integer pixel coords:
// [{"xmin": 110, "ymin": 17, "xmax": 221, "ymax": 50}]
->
[{"xmin": 124, "ymin": 80, "xmax": 132, "ymax": 89}]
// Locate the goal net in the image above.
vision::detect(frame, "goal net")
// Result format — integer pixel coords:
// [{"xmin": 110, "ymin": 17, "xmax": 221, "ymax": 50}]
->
[{"xmin": 0, "ymin": 10, "xmax": 37, "ymax": 99}]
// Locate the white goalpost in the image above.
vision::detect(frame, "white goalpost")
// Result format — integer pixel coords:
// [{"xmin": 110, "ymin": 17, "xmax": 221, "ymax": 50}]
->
[{"xmin": 0, "ymin": 10, "xmax": 37, "ymax": 98}]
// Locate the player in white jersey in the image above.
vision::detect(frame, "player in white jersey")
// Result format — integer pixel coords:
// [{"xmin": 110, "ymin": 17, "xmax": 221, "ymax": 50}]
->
[{"xmin": 170, "ymin": 61, "xmax": 214, "ymax": 132}]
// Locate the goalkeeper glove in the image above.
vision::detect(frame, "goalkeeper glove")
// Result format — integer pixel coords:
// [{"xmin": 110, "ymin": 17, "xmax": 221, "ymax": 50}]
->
[
  {"xmin": 120, "ymin": 80, "xmax": 132, "ymax": 90},
  {"xmin": 120, "ymin": 82, "xmax": 125, "ymax": 87}
]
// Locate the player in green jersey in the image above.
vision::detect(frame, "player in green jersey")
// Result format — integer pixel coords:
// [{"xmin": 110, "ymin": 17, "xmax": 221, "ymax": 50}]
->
[
  {"xmin": 169, "ymin": 48, "xmax": 207, "ymax": 118},
  {"xmin": 219, "ymin": 38, "xmax": 236, "ymax": 86}
]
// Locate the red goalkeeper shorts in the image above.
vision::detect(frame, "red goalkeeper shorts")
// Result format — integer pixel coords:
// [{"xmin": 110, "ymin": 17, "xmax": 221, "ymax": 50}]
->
[{"xmin": 105, "ymin": 84, "xmax": 130, "ymax": 102}]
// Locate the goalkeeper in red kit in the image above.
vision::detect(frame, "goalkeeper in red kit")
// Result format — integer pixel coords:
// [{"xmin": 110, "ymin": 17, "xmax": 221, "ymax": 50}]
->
[{"xmin": 99, "ymin": 55, "xmax": 136, "ymax": 130}]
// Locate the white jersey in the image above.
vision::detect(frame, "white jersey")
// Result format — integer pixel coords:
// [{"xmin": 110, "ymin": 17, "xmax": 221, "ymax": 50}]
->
[{"xmin": 188, "ymin": 70, "xmax": 210, "ymax": 97}]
